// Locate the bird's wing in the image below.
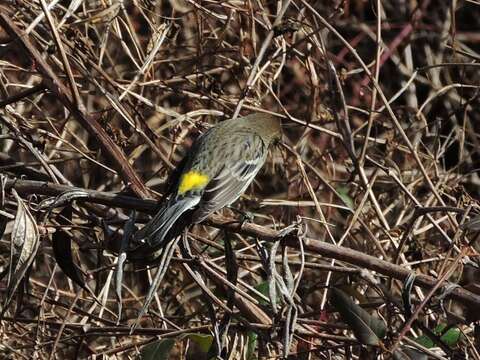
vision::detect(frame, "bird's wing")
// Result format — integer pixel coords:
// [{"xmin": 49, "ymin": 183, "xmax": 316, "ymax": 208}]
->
[
  {"xmin": 192, "ymin": 135, "xmax": 267, "ymax": 222},
  {"xmin": 128, "ymin": 128, "xmax": 218, "ymax": 259}
]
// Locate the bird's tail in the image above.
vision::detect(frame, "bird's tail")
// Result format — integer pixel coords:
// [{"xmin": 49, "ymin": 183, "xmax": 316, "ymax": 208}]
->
[{"xmin": 128, "ymin": 196, "xmax": 199, "ymax": 261}]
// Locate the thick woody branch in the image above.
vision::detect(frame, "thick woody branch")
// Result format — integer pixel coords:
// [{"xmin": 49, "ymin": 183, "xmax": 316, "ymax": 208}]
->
[{"xmin": 5, "ymin": 177, "xmax": 480, "ymax": 309}]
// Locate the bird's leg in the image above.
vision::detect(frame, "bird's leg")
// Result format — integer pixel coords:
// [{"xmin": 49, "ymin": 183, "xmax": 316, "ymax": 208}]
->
[
  {"xmin": 223, "ymin": 231, "xmax": 238, "ymax": 289},
  {"xmin": 226, "ymin": 205, "xmax": 254, "ymax": 224}
]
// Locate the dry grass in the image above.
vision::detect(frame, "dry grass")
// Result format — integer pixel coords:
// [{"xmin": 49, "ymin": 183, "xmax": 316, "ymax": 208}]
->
[{"xmin": 1, "ymin": 0, "xmax": 480, "ymax": 358}]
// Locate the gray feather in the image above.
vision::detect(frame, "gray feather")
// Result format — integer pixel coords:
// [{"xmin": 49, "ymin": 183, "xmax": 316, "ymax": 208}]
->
[
  {"xmin": 192, "ymin": 142, "xmax": 266, "ymax": 223},
  {"xmin": 134, "ymin": 195, "xmax": 200, "ymax": 249}
]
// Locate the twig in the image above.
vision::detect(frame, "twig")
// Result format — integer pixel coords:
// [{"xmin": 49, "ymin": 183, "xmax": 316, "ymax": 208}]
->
[
  {"xmin": 0, "ymin": 10, "xmax": 149, "ymax": 198},
  {"xmin": 5, "ymin": 177, "xmax": 480, "ymax": 308}
]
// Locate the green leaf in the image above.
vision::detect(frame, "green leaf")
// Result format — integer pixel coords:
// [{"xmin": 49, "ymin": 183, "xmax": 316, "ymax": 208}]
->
[
  {"xmin": 254, "ymin": 281, "xmax": 270, "ymax": 306},
  {"xmin": 414, "ymin": 334, "xmax": 434, "ymax": 349},
  {"xmin": 414, "ymin": 324, "xmax": 462, "ymax": 348},
  {"xmin": 246, "ymin": 331, "xmax": 258, "ymax": 360},
  {"xmin": 438, "ymin": 326, "xmax": 462, "ymax": 347},
  {"xmin": 141, "ymin": 339, "xmax": 175, "ymax": 360},
  {"xmin": 186, "ymin": 333, "xmax": 213, "ymax": 353},
  {"xmin": 336, "ymin": 186, "xmax": 354, "ymax": 210}
]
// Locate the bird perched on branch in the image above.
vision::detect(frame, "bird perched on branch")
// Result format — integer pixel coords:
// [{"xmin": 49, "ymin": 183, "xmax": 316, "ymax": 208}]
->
[{"xmin": 128, "ymin": 112, "xmax": 281, "ymax": 260}]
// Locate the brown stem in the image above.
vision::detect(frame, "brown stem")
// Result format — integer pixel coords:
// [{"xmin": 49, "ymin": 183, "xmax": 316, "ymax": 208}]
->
[
  {"xmin": 6, "ymin": 177, "xmax": 480, "ymax": 309},
  {"xmin": 0, "ymin": 10, "xmax": 149, "ymax": 199}
]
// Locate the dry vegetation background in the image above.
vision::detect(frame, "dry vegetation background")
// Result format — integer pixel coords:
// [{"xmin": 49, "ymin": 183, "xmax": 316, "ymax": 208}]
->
[{"xmin": 1, "ymin": 0, "xmax": 480, "ymax": 359}]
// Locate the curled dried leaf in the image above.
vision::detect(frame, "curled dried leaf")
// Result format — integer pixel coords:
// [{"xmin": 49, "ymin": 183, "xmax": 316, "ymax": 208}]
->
[
  {"xmin": 38, "ymin": 190, "xmax": 89, "ymax": 211},
  {"xmin": 1, "ymin": 190, "xmax": 40, "ymax": 317},
  {"xmin": 52, "ymin": 206, "xmax": 86, "ymax": 290},
  {"xmin": 331, "ymin": 288, "xmax": 386, "ymax": 347}
]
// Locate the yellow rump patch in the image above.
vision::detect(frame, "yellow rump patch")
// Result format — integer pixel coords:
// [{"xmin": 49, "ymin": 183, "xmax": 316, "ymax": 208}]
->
[{"xmin": 178, "ymin": 171, "xmax": 209, "ymax": 194}]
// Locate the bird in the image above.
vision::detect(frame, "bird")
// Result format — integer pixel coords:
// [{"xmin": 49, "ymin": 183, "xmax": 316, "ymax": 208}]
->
[{"xmin": 128, "ymin": 112, "xmax": 281, "ymax": 260}]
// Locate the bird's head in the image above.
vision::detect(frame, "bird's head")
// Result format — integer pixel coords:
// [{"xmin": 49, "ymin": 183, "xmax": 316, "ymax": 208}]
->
[{"xmin": 245, "ymin": 112, "xmax": 282, "ymax": 145}]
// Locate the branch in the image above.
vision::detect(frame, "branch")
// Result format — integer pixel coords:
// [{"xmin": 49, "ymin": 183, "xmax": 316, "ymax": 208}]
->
[
  {"xmin": 0, "ymin": 9, "xmax": 149, "ymax": 199},
  {"xmin": 6, "ymin": 177, "xmax": 480, "ymax": 309}
]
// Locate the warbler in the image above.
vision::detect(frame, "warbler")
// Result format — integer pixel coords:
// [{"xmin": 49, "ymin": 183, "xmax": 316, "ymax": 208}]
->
[{"xmin": 128, "ymin": 112, "xmax": 281, "ymax": 259}]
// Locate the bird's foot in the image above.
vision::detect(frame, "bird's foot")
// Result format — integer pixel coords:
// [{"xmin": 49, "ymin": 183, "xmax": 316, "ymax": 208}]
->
[{"xmin": 227, "ymin": 206, "xmax": 254, "ymax": 225}]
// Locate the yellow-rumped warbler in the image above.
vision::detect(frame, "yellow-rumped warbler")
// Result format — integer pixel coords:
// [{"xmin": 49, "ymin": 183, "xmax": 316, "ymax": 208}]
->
[{"xmin": 128, "ymin": 112, "xmax": 281, "ymax": 259}]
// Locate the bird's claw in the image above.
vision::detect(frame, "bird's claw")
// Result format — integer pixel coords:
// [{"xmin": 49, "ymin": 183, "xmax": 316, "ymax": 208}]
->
[{"xmin": 227, "ymin": 206, "xmax": 254, "ymax": 225}]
